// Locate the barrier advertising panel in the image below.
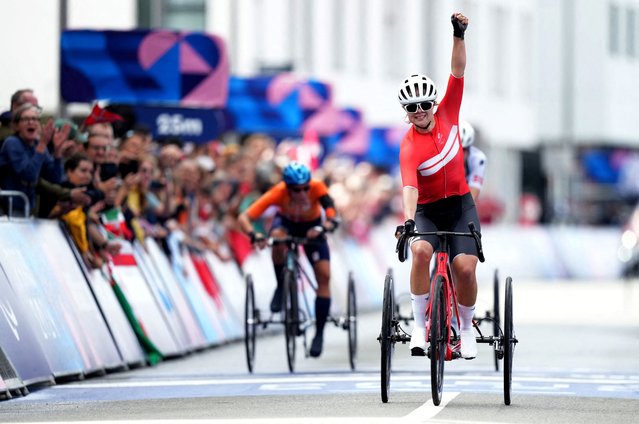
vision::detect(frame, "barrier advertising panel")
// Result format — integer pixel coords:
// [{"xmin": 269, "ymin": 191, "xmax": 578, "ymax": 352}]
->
[
  {"xmin": 39, "ymin": 221, "xmax": 123, "ymax": 370},
  {"xmin": 203, "ymin": 249, "xmax": 246, "ymax": 329},
  {"xmin": 145, "ymin": 238, "xmax": 206, "ymax": 350},
  {"xmin": 166, "ymin": 232, "xmax": 220, "ymax": 345},
  {"xmin": 0, "ymin": 265, "xmax": 53, "ymax": 386},
  {"xmin": 110, "ymin": 240, "xmax": 182, "ymax": 356},
  {"xmin": 192, "ymin": 252, "xmax": 242, "ymax": 340},
  {"xmin": 133, "ymin": 241, "xmax": 190, "ymax": 353},
  {"xmin": 180, "ymin": 250, "xmax": 227, "ymax": 343},
  {"xmin": 0, "ymin": 223, "xmax": 85, "ymax": 379},
  {"xmin": 87, "ymin": 269, "xmax": 146, "ymax": 367}
]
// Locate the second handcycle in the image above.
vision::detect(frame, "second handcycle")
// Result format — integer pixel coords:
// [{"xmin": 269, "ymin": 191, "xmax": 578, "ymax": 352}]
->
[{"xmin": 245, "ymin": 235, "xmax": 358, "ymax": 373}]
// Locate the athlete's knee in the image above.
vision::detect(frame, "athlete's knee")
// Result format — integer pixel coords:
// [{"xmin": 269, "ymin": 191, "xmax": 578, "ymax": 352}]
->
[
  {"xmin": 314, "ymin": 261, "xmax": 331, "ymax": 283},
  {"xmin": 411, "ymin": 241, "xmax": 433, "ymax": 264},
  {"xmin": 452, "ymin": 256, "xmax": 477, "ymax": 284}
]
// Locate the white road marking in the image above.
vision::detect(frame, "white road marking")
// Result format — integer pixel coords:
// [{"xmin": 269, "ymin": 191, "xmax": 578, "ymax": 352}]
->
[
  {"xmin": 52, "ymin": 372, "xmax": 639, "ymax": 389},
  {"xmin": 403, "ymin": 391, "xmax": 460, "ymax": 422}
]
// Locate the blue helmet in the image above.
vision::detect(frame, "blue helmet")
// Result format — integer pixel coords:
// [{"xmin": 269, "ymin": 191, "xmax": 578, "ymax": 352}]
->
[{"xmin": 282, "ymin": 161, "xmax": 311, "ymax": 186}]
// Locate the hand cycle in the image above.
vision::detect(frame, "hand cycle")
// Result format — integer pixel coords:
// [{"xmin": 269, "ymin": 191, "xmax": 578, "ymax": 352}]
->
[
  {"xmin": 379, "ymin": 223, "xmax": 517, "ymax": 405},
  {"xmin": 244, "ymin": 230, "xmax": 358, "ymax": 373}
]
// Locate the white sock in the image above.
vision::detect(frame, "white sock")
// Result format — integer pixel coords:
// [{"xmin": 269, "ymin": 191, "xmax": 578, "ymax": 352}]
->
[
  {"xmin": 411, "ymin": 293, "xmax": 429, "ymax": 329},
  {"xmin": 458, "ymin": 304, "xmax": 475, "ymax": 331}
]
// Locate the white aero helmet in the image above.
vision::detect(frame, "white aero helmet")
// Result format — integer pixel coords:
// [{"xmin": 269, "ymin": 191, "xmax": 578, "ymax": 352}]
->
[
  {"xmin": 459, "ymin": 120, "xmax": 475, "ymax": 148},
  {"xmin": 398, "ymin": 74, "xmax": 438, "ymax": 105}
]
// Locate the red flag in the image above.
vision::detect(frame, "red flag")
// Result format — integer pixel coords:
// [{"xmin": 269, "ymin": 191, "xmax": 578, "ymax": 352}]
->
[
  {"xmin": 298, "ymin": 129, "xmax": 321, "ymax": 171},
  {"xmin": 83, "ymin": 104, "xmax": 124, "ymax": 126}
]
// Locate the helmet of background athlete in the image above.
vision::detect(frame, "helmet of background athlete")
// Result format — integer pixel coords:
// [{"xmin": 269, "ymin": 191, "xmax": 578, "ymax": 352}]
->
[
  {"xmin": 397, "ymin": 74, "xmax": 438, "ymax": 105},
  {"xmin": 282, "ymin": 161, "xmax": 311, "ymax": 186},
  {"xmin": 459, "ymin": 120, "xmax": 475, "ymax": 149}
]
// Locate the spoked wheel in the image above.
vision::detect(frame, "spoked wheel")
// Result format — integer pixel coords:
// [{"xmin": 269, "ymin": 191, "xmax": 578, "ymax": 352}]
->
[
  {"xmin": 429, "ymin": 276, "xmax": 447, "ymax": 406},
  {"xmin": 244, "ymin": 274, "xmax": 258, "ymax": 373},
  {"xmin": 380, "ymin": 272, "xmax": 395, "ymax": 403},
  {"xmin": 503, "ymin": 276, "xmax": 516, "ymax": 405},
  {"xmin": 346, "ymin": 272, "xmax": 358, "ymax": 370},
  {"xmin": 493, "ymin": 269, "xmax": 501, "ymax": 372},
  {"xmin": 283, "ymin": 269, "xmax": 299, "ymax": 373}
]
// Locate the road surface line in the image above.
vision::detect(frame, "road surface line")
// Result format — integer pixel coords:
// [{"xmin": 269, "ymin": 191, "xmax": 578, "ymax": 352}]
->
[{"xmin": 403, "ymin": 391, "xmax": 460, "ymax": 421}]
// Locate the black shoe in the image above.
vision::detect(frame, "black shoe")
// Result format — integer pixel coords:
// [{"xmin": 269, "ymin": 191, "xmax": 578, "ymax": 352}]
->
[
  {"xmin": 309, "ymin": 334, "xmax": 323, "ymax": 357},
  {"xmin": 411, "ymin": 347, "xmax": 426, "ymax": 357},
  {"xmin": 270, "ymin": 287, "xmax": 282, "ymax": 313}
]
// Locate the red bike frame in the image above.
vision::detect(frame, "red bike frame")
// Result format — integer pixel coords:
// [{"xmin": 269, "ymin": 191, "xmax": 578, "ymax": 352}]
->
[{"xmin": 426, "ymin": 250, "xmax": 462, "ymax": 360}]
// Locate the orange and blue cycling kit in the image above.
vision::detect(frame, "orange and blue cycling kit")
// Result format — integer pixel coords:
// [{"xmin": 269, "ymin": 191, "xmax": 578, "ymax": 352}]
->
[
  {"xmin": 246, "ymin": 179, "xmax": 337, "ymax": 263},
  {"xmin": 245, "ymin": 179, "xmax": 336, "ymax": 223}
]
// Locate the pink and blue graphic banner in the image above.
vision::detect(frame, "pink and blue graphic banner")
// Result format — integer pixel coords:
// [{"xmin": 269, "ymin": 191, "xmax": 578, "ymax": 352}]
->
[
  {"xmin": 226, "ymin": 73, "xmax": 331, "ymax": 136},
  {"xmin": 61, "ymin": 30, "xmax": 229, "ymax": 107}
]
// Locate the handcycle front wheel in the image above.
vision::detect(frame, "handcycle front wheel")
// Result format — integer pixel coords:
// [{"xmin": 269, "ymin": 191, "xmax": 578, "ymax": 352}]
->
[
  {"xmin": 380, "ymin": 272, "xmax": 395, "ymax": 403},
  {"xmin": 346, "ymin": 272, "xmax": 358, "ymax": 370},
  {"xmin": 503, "ymin": 276, "xmax": 516, "ymax": 405},
  {"xmin": 244, "ymin": 274, "xmax": 258, "ymax": 373},
  {"xmin": 429, "ymin": 275, "xmax": 447, "ymax": 406},
  {"xmin": 283, "ymin": 269, "xmax": 299, "ymax": 373},
  {"xmin": 493, "ymin": 269, "xmax": 501, "ymax": 372}
]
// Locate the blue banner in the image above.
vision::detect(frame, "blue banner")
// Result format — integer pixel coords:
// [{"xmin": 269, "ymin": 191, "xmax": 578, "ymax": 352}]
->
[
  {"xmin": 127, "ymin": 104, "xmax": 229, "ymax": 143},
  {"xmin": 61, "ymin": 30, "xmax": 229, "ymax": 107},
  {"xmin": 226, "ymin": 74, "xmax": 331, "ymax": 136}
]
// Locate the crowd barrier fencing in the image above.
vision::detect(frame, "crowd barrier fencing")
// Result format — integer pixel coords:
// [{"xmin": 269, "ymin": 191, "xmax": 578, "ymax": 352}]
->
[{"xmin": 0, "ymin": 217, "xmax": 622, "ymax": 400}]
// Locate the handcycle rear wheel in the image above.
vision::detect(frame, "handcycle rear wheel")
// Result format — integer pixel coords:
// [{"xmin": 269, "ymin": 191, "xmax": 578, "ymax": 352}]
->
[
  {"xmin": 380, "ymin": 272, "xmax": 394, "ymax": 403},
  {"xmin": 283, "ymin": 269, "xmax": 299, "ymax": 373},
  {"xmin": 244, "ymin": 274, "xmax": 257, "ymax": 373},
  {"xmin": 503, "ymin": 276, "xmax": 515, "ymax": 405},
  {"xmin": 493, "ymin": 269, "xmax": 501, "ymax": 372},
  {"xmin": 346, "ymin": 272, "xmax": 358, "ymax": 370},
  {"xmin": 430, "ymin": 275, "xmax": 447, "ymax": 406}
]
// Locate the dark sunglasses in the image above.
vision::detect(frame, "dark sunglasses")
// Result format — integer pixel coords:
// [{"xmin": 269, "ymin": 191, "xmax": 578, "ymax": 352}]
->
[
  {"xmin": 289, "ymin": 185, "xmax": 311, "ymax": 193},
  {"xmin": 403, "ymin": 101, "xmax": 434, "ymax": 113}
]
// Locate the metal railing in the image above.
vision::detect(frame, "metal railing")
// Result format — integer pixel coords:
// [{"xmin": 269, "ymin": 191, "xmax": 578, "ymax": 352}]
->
[{"xmin": 0, "ymin": 190, "xmax": 31, "ymax": 218}]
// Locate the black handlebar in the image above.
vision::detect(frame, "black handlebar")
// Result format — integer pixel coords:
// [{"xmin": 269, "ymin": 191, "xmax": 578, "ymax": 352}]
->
[
  {"xmin": 268, "ymin": 227, "xmax": 335, "ymax": 247},
  {"xmin": 395, "ymin": 222, "xmax": 485, "ymax": 263}
]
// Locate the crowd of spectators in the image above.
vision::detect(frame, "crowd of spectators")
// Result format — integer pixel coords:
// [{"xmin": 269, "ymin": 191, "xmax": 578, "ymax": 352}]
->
[{"xmin": 0, "ymin": 88, "xmax": 402, "ymax": 270}]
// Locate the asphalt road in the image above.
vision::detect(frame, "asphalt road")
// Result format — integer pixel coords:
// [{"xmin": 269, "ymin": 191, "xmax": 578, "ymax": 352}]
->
[{"xmin": 1, "ymin": 278, "xmax": 638, "ymax": 424}]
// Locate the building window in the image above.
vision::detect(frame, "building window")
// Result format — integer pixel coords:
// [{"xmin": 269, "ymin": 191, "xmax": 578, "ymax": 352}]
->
[
  {"xmin": 383, "ymin": 1, "xmax": 403, "ymax": 79},
  {"xmin": 627, "ymin": 8, "xmax": 636, "ymax": 57},
  {"xmin": 491, "ymin": 6, "xmax": 507, "ymax": 97},
  {"xmin": 332, "ymin": 0, "xmax": 345, "ymax": 71},
  {"xmin": 301, "ymin": 0, "xmax": 314, "ymax": 71},
  {"xmin": 357, "ymin": 0, "xmax": 368, "ymax": 75},
  {"xmin": 609, "ymin": 4, "xmax": 620, "ymax": 55},
  {"xmin": 521, "ymin": 12, "xmax": 533, "ymax": 100},
  {"xmin": 163, "ymin": 0, "xmax": 205, "ymax": 30},
  {"xmin": 137, "ymin": 0, "xmax": 205, "ymax": 31}
]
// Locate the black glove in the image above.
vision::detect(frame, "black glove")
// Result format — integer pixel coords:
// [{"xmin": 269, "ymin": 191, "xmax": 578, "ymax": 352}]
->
[
  {"xmin": 403, "ymin": 219, "xmax": 415, "ymax": 235},
  {"xmin": 395, "ymin": 219, "xmax": 416, "ymax": 237},
  {"xmin": 249, "ymin": 231, "xmax": 265, "ymax": 244},
  {"xmin": 451, "ymin": 14, "xmax": 468, "ymax": 39}
]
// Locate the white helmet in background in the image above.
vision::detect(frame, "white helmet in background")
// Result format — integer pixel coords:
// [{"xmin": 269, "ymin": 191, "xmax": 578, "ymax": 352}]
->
[
  {"xmin": 459, "ymin": 120, "xmax": 475, "ymax": 148},
  {"xmin": 397, "ymin": 74, "xmax": 438, "ymax": 105}
]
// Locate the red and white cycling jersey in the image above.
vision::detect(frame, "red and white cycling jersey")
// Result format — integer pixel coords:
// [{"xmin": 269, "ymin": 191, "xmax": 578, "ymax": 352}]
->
[{"xmin": 399, "ymin": 74, "xmax": 470, "ymax": 205}]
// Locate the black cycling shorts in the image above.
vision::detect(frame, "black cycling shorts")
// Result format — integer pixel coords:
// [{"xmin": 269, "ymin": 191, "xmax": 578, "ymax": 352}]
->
[
  {"xmin": 269, "ymin": 214, "xmax": 330, "ymax": 264},
  {"xmin": 413, "ymin": 193, "xmax": 481, "ymax": 258}
]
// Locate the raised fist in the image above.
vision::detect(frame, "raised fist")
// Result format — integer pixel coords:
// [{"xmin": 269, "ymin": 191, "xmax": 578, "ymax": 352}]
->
[{"xmin": 451, "ymin": 13, "xmax": 469, "ymax": 39}]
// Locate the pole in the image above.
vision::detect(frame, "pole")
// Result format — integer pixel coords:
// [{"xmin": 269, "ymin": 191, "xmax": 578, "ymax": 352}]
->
[{"xmin": 59, "ymin": 0, "xmax": 68, "ymax": 119}]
